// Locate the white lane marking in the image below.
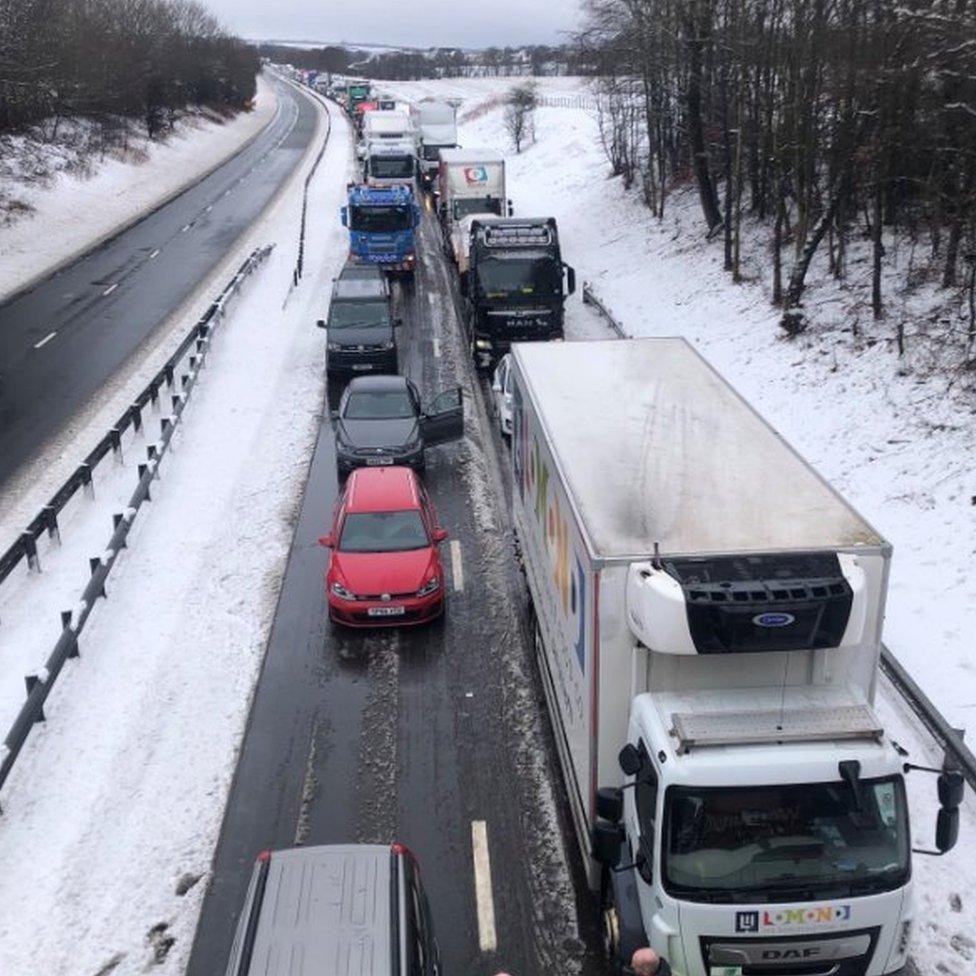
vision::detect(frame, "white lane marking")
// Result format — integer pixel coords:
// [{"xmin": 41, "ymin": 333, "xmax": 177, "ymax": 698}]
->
[
  {"xmin": 450, "ymin": 540, "xmax": 464, "ymax": 592},
  {"xmin": 102, "ymin": 283, "xmax": 118, "ymax": 296},
  {"xmin": 471, "ymin": 821, "xmax": 498, "ymax": 952},
  {"xmin": 206, "ymin": 204, "xmax": 213, "ymax": 212},
  {"xmin": 181, "ymin": 223, "xmax": 190, "ymax": 232},
  {"xmin": 427, "ymin": 293, "xmax": 435, "ymax": 306},
  {"xmin": 149, "ymin": 248, "xmax": 160, "ymax": 259},
  {"xmin": 34, "ymin": 331, "xmax": 57, "ymax": 349},
  {"xmin": 432, "ymin": 337, "xmax": 441, "ymax": 358}
]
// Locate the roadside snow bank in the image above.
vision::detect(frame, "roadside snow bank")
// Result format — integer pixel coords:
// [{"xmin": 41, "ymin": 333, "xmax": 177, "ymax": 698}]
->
[{"xmin": 0, "ymin": 75, "xmax": 278, "ymax": 303}]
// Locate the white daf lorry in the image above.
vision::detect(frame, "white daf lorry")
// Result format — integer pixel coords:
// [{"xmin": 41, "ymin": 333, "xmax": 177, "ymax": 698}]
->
[
  {"xmin": 437, "ymin": 148, "xmax": 510, "ymax": 273},
  {"xmin": 415, "ymin": 99, "xmax": 458, "ymax": 191},
  {"xmin": 509, "ymin": 338, "xmax": 962, "ymax": 976}
]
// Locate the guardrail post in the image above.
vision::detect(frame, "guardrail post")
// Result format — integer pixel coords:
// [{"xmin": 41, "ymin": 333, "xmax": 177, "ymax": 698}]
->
[
  {"xmin": 112, "ymin": 514, "xmax": 127, "ymax": 548},
  {"xmin": 42, "ymin": 506, "xmax": 60, "ymax": 546},
  {"xmin": 164, "ymin": 364, "xmax": 175, "ymax": 390},
  {"xmin": 138, "ymin": 463, "xmax": 152, "ymax": 500},
  {"xmin": 131, "ymin": 402, "xmax": 143, "ymax": 435},
  {"xmin": 110, "ymin": 426, "xmax": 123, "ymax": 464},
  {"xmin": 80, "ymin": 463, "xmax": 94, "ymax": 499},
  {"xmin": 61, "ymin": 611, "xmax": 79, "ymax": 658},
  {"xmin": 89, "ymin": 557, "xmax": 106, "ymax": 598},
  {"xmin": 24, "ymin": 676, "xmax": 45, "ymax": 722},
  {"xmin": 21, "ymin": 533, "xmax": 40, "ymax": 574}
]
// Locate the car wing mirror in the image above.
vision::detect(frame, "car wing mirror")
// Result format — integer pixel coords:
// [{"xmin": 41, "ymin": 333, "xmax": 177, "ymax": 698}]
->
[
  {"xmin": 394, "ymin": 317, "xmax": 404, "ymax": 327},
  {"xmin": 432, "ymin": 527, "xmax": 448, "ymax": 543},
  {"xmin": 318, "ymin": 535, "xmax": 334, "ymax": 547}
]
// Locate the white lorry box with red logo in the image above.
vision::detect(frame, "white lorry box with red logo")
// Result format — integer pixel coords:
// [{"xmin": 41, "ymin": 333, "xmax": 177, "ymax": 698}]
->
[
  {"xmin": 437, "ymin": 149, "xmax": 507, "ymax": 271},
  {"xmin": 509, "ymin": 337, "xmax": 960, "ymax": 976}
]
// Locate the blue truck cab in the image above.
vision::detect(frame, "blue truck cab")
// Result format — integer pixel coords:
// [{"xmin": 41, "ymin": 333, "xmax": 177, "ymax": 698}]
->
[{"xmin": 341, "ymin": 184, "xmax": 422, "ymax": 276}]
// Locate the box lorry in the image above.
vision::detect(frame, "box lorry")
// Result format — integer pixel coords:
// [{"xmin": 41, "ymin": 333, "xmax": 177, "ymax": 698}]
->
[
  {"xmin": 463, "ymin": 217, "xmax": 575, "ymax": 369},
  {"xmin": 415, "ymin": 99, "xmax": 458, "ymax": 192},
  {"xmin": 437, "ymin": 149, "xmax": 510, "ymax": 271},
  {"xmin": 509, "ymin": 338, "xmax": 962, "ymax": 976},
  {"xmin": 342, "ymin": 183, "xmax": 421, "ymax": 275}
]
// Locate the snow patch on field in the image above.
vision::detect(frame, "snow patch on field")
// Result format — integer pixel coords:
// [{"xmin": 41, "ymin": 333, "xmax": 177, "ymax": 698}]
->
[
  {"xmin": 0, "ymin": 75, "xmax": 278, "ymax": 302},
  {"xmin": 0, "ymin": 95, "xmax": 349, "ymax": 976}
]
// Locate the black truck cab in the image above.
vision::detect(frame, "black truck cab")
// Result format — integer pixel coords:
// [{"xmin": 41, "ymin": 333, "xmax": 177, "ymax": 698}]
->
[{"xmin": 462, "ymin": 217, "xmax": 575, "ymax": 370}]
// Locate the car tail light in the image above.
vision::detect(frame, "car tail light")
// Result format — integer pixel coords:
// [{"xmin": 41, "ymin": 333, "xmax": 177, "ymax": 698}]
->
[
  {"xmin": 391, "ymin": 842, "xmax": 418, "ymax": 865},
  {"xmin": 256, "ymin": 849, "xmax": 272, "ymax": 863}
]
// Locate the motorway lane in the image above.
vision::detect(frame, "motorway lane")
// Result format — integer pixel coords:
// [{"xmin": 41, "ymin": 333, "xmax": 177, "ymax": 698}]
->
[
  {"xmin": 187, "ymin": 207, "xmax": 599, "ymax": 975},
  {"xmin": 0, "ymin": 75, "xmax": 318, "ymax": 490}
]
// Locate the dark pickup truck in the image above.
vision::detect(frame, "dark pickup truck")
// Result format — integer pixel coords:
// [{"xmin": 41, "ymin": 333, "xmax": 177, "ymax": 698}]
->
[{"xmin": 462, "ymin": 217, "xmax": 575, "ymax": 370}]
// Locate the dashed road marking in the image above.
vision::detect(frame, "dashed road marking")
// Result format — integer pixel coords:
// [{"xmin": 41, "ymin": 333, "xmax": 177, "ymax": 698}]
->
[
  {"xmin": 433, "ymin": 337, "xmax": 441, "ymax": 358},
  {"xmin": 149, "ymin": 248, "xmax": 160, "ymax": 259},
  {"xmin": 206, "ymin": 204, "xmax": 213, "ymax": 212},
  {"xmin": 471, "ymin": 821, "xmax": 497, "ymax": 952},
  {"xmin": 427, "ymin": 293, "xmax": 435, "ymax": 306},
  {"xmin": 102, "ymin": 283, "xmax": 118, "ymax": 296},
  {"xmin": 34, "ymin": 331, "xmax": 56, "ymax": 349},
  {"xmin": 450, "ymin": 539, "xmax": 464, "ymax": 592},
  {"xmin": 181, "ymin": 223, "xmax": 191, "ymax": 233}
]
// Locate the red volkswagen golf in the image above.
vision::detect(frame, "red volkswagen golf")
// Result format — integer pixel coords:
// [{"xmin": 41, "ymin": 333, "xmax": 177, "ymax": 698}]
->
[{"xmin": 319, "ymin": 466, "xmax": 448, "ymax": 627}]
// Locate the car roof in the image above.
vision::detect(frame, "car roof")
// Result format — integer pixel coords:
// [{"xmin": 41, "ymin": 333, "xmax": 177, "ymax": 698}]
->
[
  {"xmin": 346, "ymin": 375, "xmax": 411, "ymax": 393},
  {"xmin": 332, "ymin": 278, "xmax": 389, "ymax": 302},
  {"xmin": 339, "ymin": 264, "xmax": 387, "ymax": 283},
  {"xmin": 247, "ymin": 844, "xmax": 394, "ymax": 976},
  {"xmin": 345, "ymin": 466, "xmax": 422, "ymax": 512}
]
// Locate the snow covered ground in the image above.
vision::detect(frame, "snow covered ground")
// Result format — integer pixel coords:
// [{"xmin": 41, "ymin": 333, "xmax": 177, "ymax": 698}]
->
[
  {"xmin": 0, "ymin": 75, "xmax": 278, "ymax": 303},
  {"xmin": 0, "ymin": 89, "xmax": 351, "ymax": 975},
  {"xmin": 380, "ymin": 76, "xmax": 976, "ymax": 972}
]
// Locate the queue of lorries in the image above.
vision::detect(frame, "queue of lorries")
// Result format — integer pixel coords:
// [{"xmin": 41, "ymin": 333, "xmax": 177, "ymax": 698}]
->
[{"xmin": 225, "ymin": 73, "xmax": 964, "ymax": 976}]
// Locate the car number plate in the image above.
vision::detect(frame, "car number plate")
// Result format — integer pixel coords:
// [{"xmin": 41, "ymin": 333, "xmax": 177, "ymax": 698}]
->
[
  {"xmin": 365, "ymin": 457, "xmax": 393, "ymax": 466},
  {"xmin": 368, "ymin": 605, "xmax": 405, "ymax": 617},
  {"xmin": 351, "ymin": 364, "xmax": 373, "ymax": 370}
]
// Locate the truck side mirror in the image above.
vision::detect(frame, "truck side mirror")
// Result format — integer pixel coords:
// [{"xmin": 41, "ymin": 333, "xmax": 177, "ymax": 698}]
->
[
  {"xmin": 590, "ymin": 820, "xmax": 624, "ymax": 867},
  {"xmin": 936, "ymin": 806, "xmax": 960, "ymax": 853},
  {"xmin": 939, "ymin": 770, "xmax": 965, "ymax": 808},
  {"xmin": 507, "ymin": 199, "xmax": 514, "ymax": 217},
  {"xmin": 316, "ymin": 319, "xmax": 327, "ymax": 329},
  {"xmin": 596, "ymin": 786, "xmax": 623, "ymax": 824},
  {"xmin": 565, "ymin": 265, "xmax": 576, "ymax": 295},
  {"xmin": 340, "ymin": 206, "xmax": 348, "ymax": 227},
  {"xmin": 618, "ymin": 743, "xmax": 641, "ymax": 776}
]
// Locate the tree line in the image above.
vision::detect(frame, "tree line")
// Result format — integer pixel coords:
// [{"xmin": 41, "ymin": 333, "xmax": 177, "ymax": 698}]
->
[
  {"xmin": 577, "ymin": 0, "xmax": 976, "ymax": 343},
  {"xmin": 0, "ymin": 0, "xmax": 258, "ymax": 138}
]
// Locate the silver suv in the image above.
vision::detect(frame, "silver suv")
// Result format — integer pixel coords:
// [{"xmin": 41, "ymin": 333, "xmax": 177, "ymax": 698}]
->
[{"xmin": 225, "ymin": 843, "xmax": 441, "ymax": 976}]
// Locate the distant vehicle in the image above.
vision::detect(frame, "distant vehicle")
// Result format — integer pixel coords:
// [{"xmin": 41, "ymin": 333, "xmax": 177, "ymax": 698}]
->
[
  {"xmin": 224, "ymin": 843, "xmax": 442, "ymax": 975},
  {"xmin": 437, "ymin": 149, "xmax": 510, "ymax": 273},
  {"xmin": 346, "ymin": 82, "xmax": 371, "ymax": 116},
  {"xmin": 319, "ymin": 467, "xmax": 448, "ymax": 627},
  {"xmin": 509, "ymin": 337, "xmax": 962, "ymax": 976},
  {"xmin": 490, "ymin": 353, "xmax": 514, "ymax": 437},
  {"xmin": 414, "ymin": 99, "xmax": 458, "ymax": 192},
  {"xmin": 333, "ymin": 375, "xmax": 463, "ymax": 477},
  {"xmin": 317, "ymin": 265, "xmax": 399, "ymax": 381},
  {"xmin": 365, "ymin": 139, "xmax": 418, "ymax": 188},
  {"xmin": 343, "ymin": 184, "xmax": 421, "ymax": 275},
  {"xmin": 464, "ymin": 217, "xmax": 575, "ymax": 369}
]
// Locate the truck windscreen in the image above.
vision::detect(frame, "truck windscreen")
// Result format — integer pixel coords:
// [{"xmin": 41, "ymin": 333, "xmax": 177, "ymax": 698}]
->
[
  {"xmin": 349, "ymin": 205, "xmax": 412, "ymax": 233},
  {"xmin": 476, "ymin": 257, "xmax": 561, "ymax": 298},
  {"xmin": 370, "ymin": 156, "xmax": 414, "ymax": 179},
  {"xmin": 455, "ymin": 197, "xmax": 503, "ymax": 219},
  {"xmin": 422, "ymin": 144, "xmax": 451, "ymax": 161},
  {"xmin": 663, "ymin": 777, "xmax": 909, "ymax": 902}
]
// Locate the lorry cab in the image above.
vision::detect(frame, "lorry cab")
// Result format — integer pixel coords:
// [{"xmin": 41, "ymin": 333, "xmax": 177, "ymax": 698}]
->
[
  {"xmin": 464, "ymin": 218, "xmax": 576, "ymax": 369},
  {"xmin": 365, "ymin": 139, "xmax": 418, "ymax": 187},
  {"xmin": 342, "ymin": 184, "xmax": 422, "ymax": 275},
  {"xmin": 225, "ymin": 843, "xmax": 441, "ymax": 976}
]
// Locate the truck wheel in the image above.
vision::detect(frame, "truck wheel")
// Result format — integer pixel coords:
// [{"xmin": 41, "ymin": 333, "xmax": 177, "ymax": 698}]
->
[{"xmin": 600, "ymin": 876, "xmax": 625, "ymax": 975}]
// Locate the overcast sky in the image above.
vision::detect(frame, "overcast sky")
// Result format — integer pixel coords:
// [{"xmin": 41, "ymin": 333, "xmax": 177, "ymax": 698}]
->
[{"xmin": 206, "ymin": 0, "xmax": 584, "ymax": 49}]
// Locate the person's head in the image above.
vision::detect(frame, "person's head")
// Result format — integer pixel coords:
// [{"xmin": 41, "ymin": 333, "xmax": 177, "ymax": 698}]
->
[{"xmin": 631, "ymin": 947, "xmax": 661, "ymax": 976}]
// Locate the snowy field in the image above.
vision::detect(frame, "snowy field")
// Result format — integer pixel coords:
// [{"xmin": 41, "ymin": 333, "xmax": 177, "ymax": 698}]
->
[
  {"xmin": 0, "ymin": 90, "xmax": 352, "ymax": 975},
  {"xmin": 0, "ymin": 75, "xmax": 278, "ymax": 303},
  {"xmin": 380, "ymin": 76, "xmax": 976, "ymax": 973}
]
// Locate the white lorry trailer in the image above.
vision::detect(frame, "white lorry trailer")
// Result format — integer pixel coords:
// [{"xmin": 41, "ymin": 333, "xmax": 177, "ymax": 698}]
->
[
  {"xmin": 415, "ymin": 99, "xmax": 458, "ymax": 191},
  {"xmin": 437, "ymin": 149, "xmax": 509, "ymax": 273},
  {"xmin": 509, "ymin": 338, "xmax": 961, "ymax": 976}
]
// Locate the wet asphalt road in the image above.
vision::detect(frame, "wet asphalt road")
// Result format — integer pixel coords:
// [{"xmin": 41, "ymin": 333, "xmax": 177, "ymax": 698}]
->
[
  {"xmin": 187, "ymin": 197, "xmax": 601, "ymax": 976},
  {"xmin": 0, "ymin": 74, "xmax": 317, "ymax": 491}
]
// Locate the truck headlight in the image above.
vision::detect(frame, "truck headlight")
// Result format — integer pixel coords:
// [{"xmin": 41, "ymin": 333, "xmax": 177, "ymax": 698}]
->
[
  {"xmin": 475, "ymin": 339, "xmax": 492, "ymax": 350},
  {"xmin": 331, "ymin": 581, "xmax": 356, "ymax": 600},
  {"xmin": 380, "ymin": 339, "xmax": 395, "ymax": 350},
  {"xmin": 327, "ymin": 341, "xmax": 341, "ymax": 352},
  {"xmin": 416, "ymin": 576, "xmax": 440, "ymax": 596}
]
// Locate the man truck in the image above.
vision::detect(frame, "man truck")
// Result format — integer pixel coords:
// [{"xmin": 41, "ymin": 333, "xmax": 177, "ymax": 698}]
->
[
  {"xmin": 415, "ymin": 99, "xmax": 458, "ymax": 192},
  {"xmin": 509, "ymin": 337, "xmax": 962, "ymax": 976},
  {"xmin": 463, "ymin": 217, "xmax": 575, "ymax": 370},
  {"xmin": 342, "ymin": 184, "xmax": 421, "ymax": 276}
]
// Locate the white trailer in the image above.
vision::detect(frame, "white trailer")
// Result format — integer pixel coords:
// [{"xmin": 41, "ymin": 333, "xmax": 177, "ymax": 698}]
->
[
  {"xmin": 509, "ymin": 338, "xmax": 961, "ymax": 976},
  {"xmin": 415, "ymin": 99, "xmax": 458, "ymax": 189},
  {"xmin": 437, "ymin": 149, "xmax": 508, "ymax": 271}
]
